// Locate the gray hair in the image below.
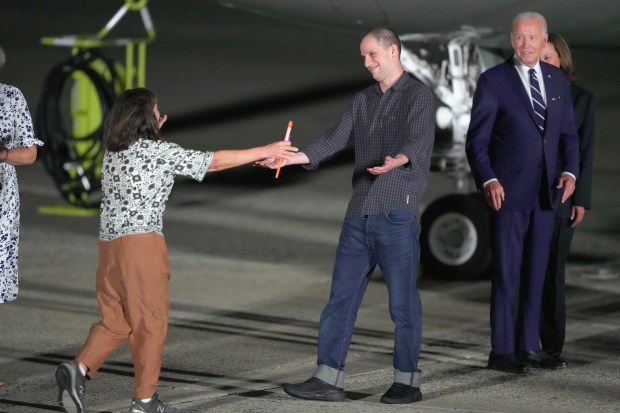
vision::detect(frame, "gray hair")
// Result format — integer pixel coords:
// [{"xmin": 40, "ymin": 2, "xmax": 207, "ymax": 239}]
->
[
  {"xmin": 512, "ymin": 11, "xmax": 548, "ymax": 35},
  {"xmin": 0, "ymin": 47, "xmax": 5, "ymax": 69}
]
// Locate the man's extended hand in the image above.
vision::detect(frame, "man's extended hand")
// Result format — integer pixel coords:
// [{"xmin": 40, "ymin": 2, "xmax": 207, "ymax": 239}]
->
[
  {"xmin": 484, "ymin": 180, "xmax": 505, "ymax": 211},
  {"xmin": 254, "ymin": 158, "xmax": 280, "ymax": 169},
  {"xmin": 557, "ymin": 173, "xmax": 576, "ymax": 203},
  {"xmin": 367, "ymin": 154, "xmax": 409, "ymax": 175},
  {"xmin": 254, "ymin": 151, "xmax": 310, "ymax": 169}
]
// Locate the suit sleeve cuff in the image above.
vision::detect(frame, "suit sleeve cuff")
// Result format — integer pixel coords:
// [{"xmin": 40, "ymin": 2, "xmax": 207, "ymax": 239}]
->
[{"xmin": 561, "ymin": 172, "xmax": 576, "ymax": 181}]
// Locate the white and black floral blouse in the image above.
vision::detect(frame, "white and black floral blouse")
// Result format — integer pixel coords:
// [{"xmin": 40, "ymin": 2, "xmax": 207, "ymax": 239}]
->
[
  {"xmin": 99, "ymin": 138, "xmax": 212, "ymax": 241},
  {"xmin": 0, "ymin": 83, "xmax": 44, "ymax": 303}
]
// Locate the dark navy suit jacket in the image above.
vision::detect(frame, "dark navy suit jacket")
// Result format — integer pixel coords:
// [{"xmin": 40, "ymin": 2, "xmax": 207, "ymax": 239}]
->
[{"xmin": 466, "ymin": 59, "xmax": 580, "ymax": 211}]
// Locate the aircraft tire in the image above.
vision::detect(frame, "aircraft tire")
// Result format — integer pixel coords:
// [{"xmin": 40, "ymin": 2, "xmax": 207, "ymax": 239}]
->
[{"xmin": 420, "ymin": 193, "xmax": 491, "ymax": 280}]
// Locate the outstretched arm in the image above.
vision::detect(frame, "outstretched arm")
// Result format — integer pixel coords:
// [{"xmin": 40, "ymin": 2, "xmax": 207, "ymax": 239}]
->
[{"xmin": 209, "ymin": 141, "xmax": 298, "ymax": 172}]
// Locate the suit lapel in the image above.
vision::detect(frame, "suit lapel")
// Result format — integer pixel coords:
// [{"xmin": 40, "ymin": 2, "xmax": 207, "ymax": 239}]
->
[
  {"xmin": 504, "ymin": 60, "xmax": 549, "ymax": 135},
  {"xmin": 504, "ymin": 61, "xmax": 539, "ymax": 129},
  {"xmin": 540, "ymin": 62, "xmax": 560, "ymax": 136}
]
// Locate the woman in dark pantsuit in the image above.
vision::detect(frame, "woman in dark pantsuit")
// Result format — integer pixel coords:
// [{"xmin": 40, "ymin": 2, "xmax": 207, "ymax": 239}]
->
[{"xmin": 539, "ymin": 33, "xmax": 596, "ymax": 363}]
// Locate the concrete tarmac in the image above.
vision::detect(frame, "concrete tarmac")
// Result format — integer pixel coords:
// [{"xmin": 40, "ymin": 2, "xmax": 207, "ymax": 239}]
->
[
  {"xmin": 1, "ymin": 1, "xmax": 620, "ymax": 412},
  {"xmin": 2, "ymin": 160, "xmax": 620, "ymax": 413}
]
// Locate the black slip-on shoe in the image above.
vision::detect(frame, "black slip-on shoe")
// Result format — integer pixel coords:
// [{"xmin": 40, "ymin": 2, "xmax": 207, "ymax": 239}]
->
[
  {"xmin": 283, "ymin": 377, "xmax": 345, "ymax": 401},
  {"xmin": 380, "ymin": 383, "xmax": 422, "ymax": 404}
]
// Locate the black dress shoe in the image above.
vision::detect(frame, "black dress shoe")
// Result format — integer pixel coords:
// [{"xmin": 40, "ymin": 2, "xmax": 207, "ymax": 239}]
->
[
  {"xmin": 487, "ymin": 353, "xmax": 529, "ymax": 374},
  {"xmin": 283, "ymin": 377, "xmax": 345, "ymax": 401},
  {"xmin": 517, "ymin": 351, "xmax": 567, "ymax": 369},
  {"xmin": 380, "ymin": 383, "xmax": 422, "ymax": 404},
  {"xmin": 548, "ymin": 354, "xmax": 568, "ymax": 368}
]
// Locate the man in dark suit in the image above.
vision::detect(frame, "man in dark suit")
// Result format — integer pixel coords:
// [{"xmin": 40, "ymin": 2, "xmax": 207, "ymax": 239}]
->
[{"xmin": 466, "ymin": 12, "xmax": 580, "ymax": 374}]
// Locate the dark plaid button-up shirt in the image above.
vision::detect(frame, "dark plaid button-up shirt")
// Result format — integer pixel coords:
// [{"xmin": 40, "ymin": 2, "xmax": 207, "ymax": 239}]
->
[{"xmin": 303, "ymin": 72, "xmax": 435, "ymax": 218}]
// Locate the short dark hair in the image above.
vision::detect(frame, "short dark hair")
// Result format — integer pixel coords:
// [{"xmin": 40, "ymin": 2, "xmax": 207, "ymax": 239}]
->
[
  {"xmin": 103, "ymin": 87, "xmax": 161, "ymax": 152},
  {"xmin": 365, "ymin": 27, "xmax": 401, "ymax": 56}
]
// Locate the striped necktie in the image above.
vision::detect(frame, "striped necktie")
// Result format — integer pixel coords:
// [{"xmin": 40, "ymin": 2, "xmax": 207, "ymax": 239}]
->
[{"xmin": 529, "ymin": 68, "xmax": 546, "ymax": 134}]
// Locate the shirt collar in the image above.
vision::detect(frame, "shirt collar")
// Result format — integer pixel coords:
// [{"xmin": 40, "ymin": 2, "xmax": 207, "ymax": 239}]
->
[
  {"xmin": 374, "ymin": 71, "xmax": 409, "ymax": 94},
  {"xmin": 512, "ymin": 55, "xmax": 542, "ymax": 76}
]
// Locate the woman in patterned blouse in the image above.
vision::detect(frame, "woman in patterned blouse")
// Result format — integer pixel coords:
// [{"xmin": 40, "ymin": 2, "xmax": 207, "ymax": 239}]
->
[
  {"xmin": 54, "ymin": 87, "xmax": 297, "ymax": 413},
  {"xmin": 0, "ymin": 46, "xmax": 44, "ymax": 388}
]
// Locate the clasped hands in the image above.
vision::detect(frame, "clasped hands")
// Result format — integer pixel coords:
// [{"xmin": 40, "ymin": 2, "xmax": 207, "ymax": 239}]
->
[{"xmin": 254, "ymin": 140, "xmax": 299, "ymax": 168}]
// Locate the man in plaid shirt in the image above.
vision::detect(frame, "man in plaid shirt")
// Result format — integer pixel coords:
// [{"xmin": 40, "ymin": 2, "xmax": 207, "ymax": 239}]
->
[{"xmin": 259, "ymin": 27, "xmax": 434, "ymax": 404}]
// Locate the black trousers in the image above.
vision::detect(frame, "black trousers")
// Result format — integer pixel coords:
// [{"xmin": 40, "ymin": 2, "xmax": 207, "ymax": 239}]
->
[{"xmin": 540, "ymin": 217, "xmax": 574, "ymax": 357}]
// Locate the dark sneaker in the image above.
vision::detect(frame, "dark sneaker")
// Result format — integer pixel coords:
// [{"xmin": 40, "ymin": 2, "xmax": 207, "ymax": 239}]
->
[
  {"xmin": 283, "ymin": 377, "xmax": 345, "ymax": 401},
  {"xmin": 55, "ymin": 361, "xmax": 86, "ymax": 413},
  {"xmin": 130, "ymin": 393, "xmax": 176, "ymax": 413},
  {"xmin": 380, "ymin": 382, "xmax": 422, "ymax": 404}
]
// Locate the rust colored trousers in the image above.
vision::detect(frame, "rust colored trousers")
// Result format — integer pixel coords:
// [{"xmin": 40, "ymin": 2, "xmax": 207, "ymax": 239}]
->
[{"xmin": 76, "ymin": 232, "xmax": 170, "ymax": 398}]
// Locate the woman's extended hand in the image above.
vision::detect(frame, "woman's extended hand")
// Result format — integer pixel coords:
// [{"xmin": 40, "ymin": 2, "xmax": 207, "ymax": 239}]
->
[{"xmin": 263, "ymin": 140, "xmax": 298, "ymax": 160}]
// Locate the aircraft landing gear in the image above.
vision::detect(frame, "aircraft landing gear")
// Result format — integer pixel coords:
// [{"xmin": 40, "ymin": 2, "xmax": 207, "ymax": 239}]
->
[{"xmin": 420, "ymin": 193, "xmax": 491, "ymax": 280}]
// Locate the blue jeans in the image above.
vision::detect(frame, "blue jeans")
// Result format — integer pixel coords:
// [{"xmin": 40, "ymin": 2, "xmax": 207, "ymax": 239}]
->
[{"xmin": 317, "ymin": 209, "xmax": 422, "ymax": 374}]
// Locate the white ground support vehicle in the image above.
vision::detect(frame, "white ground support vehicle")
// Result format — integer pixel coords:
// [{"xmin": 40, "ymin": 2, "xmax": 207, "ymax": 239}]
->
[{"xmin": 399, "ymin": 27, "xmax": 504, "ymax": 280}]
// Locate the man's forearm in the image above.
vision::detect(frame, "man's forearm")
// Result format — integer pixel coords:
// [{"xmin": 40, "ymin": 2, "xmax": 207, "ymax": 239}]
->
[{"xmin": 287, "ymin": 152, "xmax": 310, "ymax": 166}]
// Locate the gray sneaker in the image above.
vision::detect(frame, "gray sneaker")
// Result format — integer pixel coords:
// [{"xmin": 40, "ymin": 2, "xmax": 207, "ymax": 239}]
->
[
  {"xmin": 130, "ymin": 393, "xmax": 176, "ymax": 413},
  {"xmin": 55, "ymin": 361, "xmax": 86, "ymax": 413}
]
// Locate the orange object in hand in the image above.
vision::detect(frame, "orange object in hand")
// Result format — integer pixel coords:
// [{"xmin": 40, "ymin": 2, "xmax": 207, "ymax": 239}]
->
[{"xmin": 275, "ymin": 120, "xmax": 293, "ymax": 179}]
